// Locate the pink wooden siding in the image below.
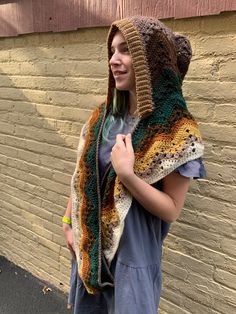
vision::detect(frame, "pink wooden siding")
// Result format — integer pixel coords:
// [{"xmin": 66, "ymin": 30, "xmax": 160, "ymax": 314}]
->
[{"xmin": 0, "ymin": 0, "xmax": 236, "ymax": 37}]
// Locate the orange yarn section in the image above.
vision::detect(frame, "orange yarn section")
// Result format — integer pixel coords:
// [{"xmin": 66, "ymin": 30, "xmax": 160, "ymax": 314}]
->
[
  {"xmin": 134, "ymin": 118, "xmax": 201, "ymax": 173},
  {"xmin": 76, "ymin": 106, "xmax": 102, "ymax": 294},
  {"xmin": 101, "ymin": 176, "xmax": 120, "ymax": 250}
]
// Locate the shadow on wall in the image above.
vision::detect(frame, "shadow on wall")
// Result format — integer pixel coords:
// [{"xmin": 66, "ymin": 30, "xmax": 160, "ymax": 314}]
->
[
  {"xmin": 0, "ymin": 26, "xmax": 107, "ymax": 290},
  {"xmin": 0, "ymin": 0, "xmax": 150, "ymax": 295}
]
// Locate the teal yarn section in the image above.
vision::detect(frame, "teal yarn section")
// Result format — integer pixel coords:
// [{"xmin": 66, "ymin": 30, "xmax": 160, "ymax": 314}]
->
[
  {"xmin": 83, "ymin": 105, "xmax": 106, "ymax": 289},
  {"xmin": 152, "ymin": 68, "xmax": 187, "ymax": 111},
  {"xmin": 90, "ymin": 238, "xmax": 99, "ymax": 288},
  {"xmin": 132, "ymin": 69, "xmax": 189, "ymax": 151}
]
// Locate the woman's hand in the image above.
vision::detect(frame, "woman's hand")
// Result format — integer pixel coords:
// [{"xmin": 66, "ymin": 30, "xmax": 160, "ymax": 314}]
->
[
  {"xmin": 110, "ymin": 133, "xmax": 135, "ymax": 180},
  {"xmin": 111, "ymin": 134, "xmax": 190, "ymax": 222},
  {"xmin": 63, "ymin": 224, "xmax": 76, "ymax": 259}
]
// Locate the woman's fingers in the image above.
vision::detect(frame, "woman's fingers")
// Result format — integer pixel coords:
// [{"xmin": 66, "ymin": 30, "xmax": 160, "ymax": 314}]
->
[
  {"xmin": 111, "ymin": 134, "xmax": 126, "ymax": 155},
  {"xmin": 115, "ymin": 133, "xmax": 126, "ymax": 146},
  {"xmin": 112, "ymin": 133, "xmax": 134, "ymax": 154},
  {"xmin": 125, "ymin": 133, "xmax": 134, "ymax": 153},
  {"xmin": 110, "ymin": 133, "xmax": 135, "ymax": 179},
  {"xmin": 63, "ymin": 227, "xmax": 76, "ymax": 258},
  {"xmin": 115, "ymin": 133, "xmax": 133, "ymax": 147}
]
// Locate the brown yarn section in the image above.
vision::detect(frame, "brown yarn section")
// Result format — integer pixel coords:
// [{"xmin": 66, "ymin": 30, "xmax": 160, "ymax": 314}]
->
[
  {"xmin": 75, "ymin": 106, "xmax": 102, "ymax": 290},
  {"xmin": 107, "ymin": 18, "xmax": 154, "ymax": 118},
  {"xmin": 101, "ymin": 179, "xmax": 120, "ymax": 250},
  {"xmin": 131, "ymin": 17, "xmax": 179, "ymax": 85}
]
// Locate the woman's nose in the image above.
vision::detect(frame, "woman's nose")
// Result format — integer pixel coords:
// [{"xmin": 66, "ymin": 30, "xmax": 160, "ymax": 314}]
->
[{"xmin": 109, "ymin": 52, "xmax": 121, "ymax": 66}]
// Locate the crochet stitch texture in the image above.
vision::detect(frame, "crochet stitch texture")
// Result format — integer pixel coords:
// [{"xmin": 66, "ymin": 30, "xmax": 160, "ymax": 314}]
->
[{"xmin": 71, "ymin": 16, "xmax": 204, "ymax": 294}]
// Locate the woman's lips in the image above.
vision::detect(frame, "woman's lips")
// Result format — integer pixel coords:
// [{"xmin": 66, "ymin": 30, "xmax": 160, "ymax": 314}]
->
[{"xmin": 113, "ymin": 70, "xmax": 127, "ymax": 77}]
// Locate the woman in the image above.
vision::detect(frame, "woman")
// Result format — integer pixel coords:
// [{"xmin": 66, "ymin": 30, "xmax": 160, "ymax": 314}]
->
[{"xmin": 63, "ymin": 16, "xmax": 205, "ymax": 313}]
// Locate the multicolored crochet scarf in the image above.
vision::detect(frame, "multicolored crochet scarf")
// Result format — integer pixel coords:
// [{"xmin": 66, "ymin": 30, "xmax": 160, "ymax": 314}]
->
[{"xmin": 71, "ymin": 16, "xmax": 204, "ymax": 294}]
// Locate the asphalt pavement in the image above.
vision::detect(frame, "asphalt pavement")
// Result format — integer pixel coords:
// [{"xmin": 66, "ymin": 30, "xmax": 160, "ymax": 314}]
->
[{"xmin": 0, "ymin": 256, "xmax": 69, "ymax": 314}]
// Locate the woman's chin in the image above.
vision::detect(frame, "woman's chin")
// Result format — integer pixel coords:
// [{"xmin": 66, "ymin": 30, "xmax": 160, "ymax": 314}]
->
[{"xmin": 115, "ymin": 84, "xmax": 128, "ymax": 91}]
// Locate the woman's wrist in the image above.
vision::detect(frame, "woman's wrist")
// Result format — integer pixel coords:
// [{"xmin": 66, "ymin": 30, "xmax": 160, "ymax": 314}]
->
[
  {"xmin": 62, "ymin": 215, "xmax": 72, "ymax": 225},
  {"xmin": 62, "ymin": 215, "xmax": 72, "ymax": 234},
  {"xmin": 118, "ymin": 171, "xmax": 136, "ymax": 185},
  {"xmin": 63, "ymin": 222, "xmax": 72, "ymax": 233}
]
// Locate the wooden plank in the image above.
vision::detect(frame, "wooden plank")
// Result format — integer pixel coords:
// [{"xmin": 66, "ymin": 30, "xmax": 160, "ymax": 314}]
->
[
  {"xmin": 15, "ymin": 0, "xmax": 33, "ymax": 34},
  {"xmin": 32, "ymin": 0, "xmax": 54, "ymax": 32},
  {"xmin": 75, "ymin": 0, "xmax": 117, "ymax": 28},
  {"xmin": 0, "ymin": 0, "xmax": 33, "ymax": 36},
  {"xmin": 0, "ymin": 2, "xmax": 18, "ymax": 36},
  {"xmin": 145, "ymin": 0, "xmax": 175, "ymax": 20},
  {"xmin": 50, "ymin": 0, "xmax": 77, "ymax": 32},
  {"xmin": 116, "ymin": 0, "xmax": 142, "ymax": 18},
  {"xmin": 222, "ymin": 0, "xmax": 236, "ymax": 11},
  {"xmin": 175, "ymin": 0, "xmax": 236, "ymax": 18},
  {"xmin": 116, "ymin": 0, "xmax": 175, "ymax": 20}
]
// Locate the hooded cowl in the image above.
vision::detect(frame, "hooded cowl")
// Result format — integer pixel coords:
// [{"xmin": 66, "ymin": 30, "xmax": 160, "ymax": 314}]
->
[{"xmin": 71, "ymin": 16, "xmax": 204, "ymax": 294}]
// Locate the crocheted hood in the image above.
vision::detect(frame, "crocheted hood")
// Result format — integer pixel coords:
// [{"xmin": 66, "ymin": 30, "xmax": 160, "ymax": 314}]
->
[
  {"xmin": 107, "ymin": 16, "xmax": 192, "ymax": 118},
  {"xmin": 72, "ymin": 16, "xmax": 204, "ymax": 295}
]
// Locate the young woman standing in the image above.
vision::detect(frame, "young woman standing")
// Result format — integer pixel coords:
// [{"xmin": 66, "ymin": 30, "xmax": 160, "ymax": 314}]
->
[{"xmin": 63, "ymin": 16, "xmax": 205, "ymax": 314}]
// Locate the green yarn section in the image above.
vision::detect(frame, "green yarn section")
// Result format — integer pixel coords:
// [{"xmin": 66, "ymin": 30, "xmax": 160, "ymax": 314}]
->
[
  {"xmin": 83, "ymin": 105, "xmax": 106, "ymax": 289},
  {"xmin": 89, "ymin": 238, "xmax": 99, "ymax": 288},
  {"xmin": 132, "ymin": 69, "xmax": 189, "ymax": 150}
]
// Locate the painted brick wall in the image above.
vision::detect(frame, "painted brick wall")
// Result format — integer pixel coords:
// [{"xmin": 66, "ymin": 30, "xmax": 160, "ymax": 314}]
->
[
  {"xmin": 160, "ymin": 12, "xmax": 236, "ymax": 314},
  {"xmin": 0, "ymin": 27, "xmax": 108, "ymax": 291},
  {"xmin": 0, "ymin": 12, "xmax": 235, "ymax": 313}
]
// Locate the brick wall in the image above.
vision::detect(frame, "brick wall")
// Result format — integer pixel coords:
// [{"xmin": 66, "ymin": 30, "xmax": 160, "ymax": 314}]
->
[
  {"xmin": 0, "ymin": 27, "xmax": 108, "ymax": 291},
  {"xmin": 0, "ymin": 12, "xmax": 235, "ymax": 313},
  {"xmin": 160, "ymin": 12, "xmax": 236, "ymax": 314}
]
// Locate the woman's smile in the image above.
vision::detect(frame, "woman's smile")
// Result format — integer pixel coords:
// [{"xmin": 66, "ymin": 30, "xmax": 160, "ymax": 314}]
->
[
  {"xmin": 113, "ymin": 70, "xmax": 127, "ymax": 76},
  {"xmin": 113, "ymin": 70, "xmax": 128, "ymax": 79}
]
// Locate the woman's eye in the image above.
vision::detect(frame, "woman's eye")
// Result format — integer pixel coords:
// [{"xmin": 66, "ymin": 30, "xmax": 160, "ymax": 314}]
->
[
  {"xmin": 110, "ymin": 45, "xmax": 129, "ymax": 56},
  {"xmin": 122, "ymin": 46, "xmax": 129, "ymax": 53}
]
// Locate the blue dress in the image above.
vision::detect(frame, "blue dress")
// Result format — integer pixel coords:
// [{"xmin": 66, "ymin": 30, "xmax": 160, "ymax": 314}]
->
[{"xmin": 68, "ymin": 115, "xmax": 206, "ymax": 314}]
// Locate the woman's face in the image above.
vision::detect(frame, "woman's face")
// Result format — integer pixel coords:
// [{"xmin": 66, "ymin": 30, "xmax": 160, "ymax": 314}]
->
[{"xmin": 109, "ymin": 31, "xmax": 136, "ymax": 94}]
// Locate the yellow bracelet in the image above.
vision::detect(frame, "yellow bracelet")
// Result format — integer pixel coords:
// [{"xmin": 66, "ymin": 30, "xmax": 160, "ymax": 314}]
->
[{"xmin": 62, "ymin": 216, "xmax": 72, "ymax": 225}]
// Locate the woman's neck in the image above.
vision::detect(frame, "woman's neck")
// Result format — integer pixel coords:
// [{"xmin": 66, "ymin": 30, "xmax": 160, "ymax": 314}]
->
[{"xmin": 129, "ymin": 91, "xmax": 137, "ymax": 115}]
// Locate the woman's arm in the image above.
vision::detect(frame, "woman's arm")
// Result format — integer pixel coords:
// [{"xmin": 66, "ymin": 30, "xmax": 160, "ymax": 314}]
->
[
  {"xmin": 111, "ymin": 134, "xmax": 190, "ymax": 223},
  {"xmin": 62, "ymin": 123, "xmax": 88, "ymax": 258},
  {"xmin": 62, "ymin": 196, "xmax": 75, "ymax": 258},
  {"xmin": 63, "ymin": 195, "xmax": 72, "ymax": 220},
  {"xmin": 119, "ymin": 171, "xmax": 189, "ymax": 223}
]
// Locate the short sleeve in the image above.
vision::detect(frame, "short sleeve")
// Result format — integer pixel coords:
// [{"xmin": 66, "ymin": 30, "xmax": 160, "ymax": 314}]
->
[{"xmin": 175, "ymin": 158, "xmax": 206, "ymax": 179}]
